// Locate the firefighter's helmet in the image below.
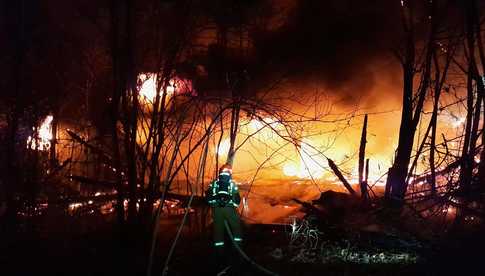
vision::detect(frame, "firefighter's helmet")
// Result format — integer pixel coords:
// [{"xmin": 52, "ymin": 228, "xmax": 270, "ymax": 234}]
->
[{"xmin": 219, "ymin": 164, "xmax": 232, "ymax": 175}]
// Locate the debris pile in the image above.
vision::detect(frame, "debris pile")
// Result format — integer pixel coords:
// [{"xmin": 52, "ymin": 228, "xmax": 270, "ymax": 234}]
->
[{"xmin": 270, "ymin": 216, "xmax": 422, "ymax": 265}]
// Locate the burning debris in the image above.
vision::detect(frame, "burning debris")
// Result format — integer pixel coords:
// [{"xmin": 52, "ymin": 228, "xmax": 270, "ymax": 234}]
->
[
  {"xmin": 138, "ymin": 73, "xmax": 195, "ymax": 104},
  {"xmin": 66, "ymin": 197, "xmax": 186, "ymax": 217},
  {"xmin": 26, "ymin": 115, "xmax": 53, "ymax": 151}
]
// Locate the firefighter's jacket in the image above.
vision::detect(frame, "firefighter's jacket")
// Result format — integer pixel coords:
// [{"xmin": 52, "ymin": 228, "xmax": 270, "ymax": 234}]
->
[{"xmin": 205, "ymin": 173, "xmax": 241, "ymax": 208}]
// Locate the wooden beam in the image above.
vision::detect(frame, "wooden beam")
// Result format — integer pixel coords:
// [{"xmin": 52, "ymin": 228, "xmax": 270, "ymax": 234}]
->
[{"xmin": 327, "ymin": 158, "xmax": 357, "ymax": 196}]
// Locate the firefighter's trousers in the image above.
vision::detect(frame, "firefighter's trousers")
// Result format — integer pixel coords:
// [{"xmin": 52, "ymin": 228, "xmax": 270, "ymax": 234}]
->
[{"xmin": 212, "ymin": 206, "xmax": 242, "ymax": 247}]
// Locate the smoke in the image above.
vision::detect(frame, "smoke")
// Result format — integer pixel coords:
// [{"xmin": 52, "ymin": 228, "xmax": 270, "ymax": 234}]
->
[{"xmin": 253, "ymin": 0, "xmax": 402, "ymax": 106}]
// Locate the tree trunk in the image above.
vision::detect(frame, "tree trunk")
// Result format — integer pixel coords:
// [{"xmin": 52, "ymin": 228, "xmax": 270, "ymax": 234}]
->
[
  {"xmin": 386, "ymin": 51, "xmax": 416, "ymax": 203},
  {"xmin": 475, "ymin": 4, "xmax": 485, "ymax": 185},
  {"xmin": 110, "ymin": 0, "xmax": 130, "ymax": 225},
  {"xmin": 469, "ymin": 0, "xmax": 485, "ymax": 189},
  {"xmin": 429, "ymin": 53, "xmax": 441, "ymax": 195},
  {"xmin": 459, "ymin": 1, "xmax": 479, "ymax": 194},
  {"xmin": 50, "ymin": 110, "xmax": 58, "ymax": 169},
  {"xmin": 359, "ymin": 114, "xmax": 368, "ymax": 200},
  {"xmin": 4, "ymin": 0, "xmax": 26, "ymax": 227},
  {"xmin": 226, "ymin": 104, "xmax": 240, "ymax": 166},
  {"xmin": 386, "ymin": 1, "xmax": 436, "ymax": 205}
]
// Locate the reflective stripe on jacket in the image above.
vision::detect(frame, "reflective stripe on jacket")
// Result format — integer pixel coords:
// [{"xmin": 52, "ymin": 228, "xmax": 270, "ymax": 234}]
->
[{"xmin": 205, "ymin": 178, "xmax": 240, "ymax": 207}]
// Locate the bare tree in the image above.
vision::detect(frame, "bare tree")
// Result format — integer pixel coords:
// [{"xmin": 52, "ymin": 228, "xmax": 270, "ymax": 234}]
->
[{"xmin": 386, "ymin": 0, "xmax": 441, "ymax": 206}]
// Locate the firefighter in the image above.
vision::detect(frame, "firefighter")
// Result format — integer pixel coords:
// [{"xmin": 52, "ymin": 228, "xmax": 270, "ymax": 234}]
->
[{"xmin": 205, "ymin": 164, "xmax": 243, "ymax": 251}]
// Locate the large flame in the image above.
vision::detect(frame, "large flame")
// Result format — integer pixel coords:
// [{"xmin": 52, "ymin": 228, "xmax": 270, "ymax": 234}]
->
[
  {"xmin": 133, "ymin": 72, "xmax": 468, "ymax": 191},
  {"xmin": 27, "ymin": 115, "xmax": 53, "ymax": 151},
  {"xmin": 282, "ymin": 139, "xmax": 325, "ymax": 179},
  {"xmin": 138, "ymin": 73, "xmax": 193, "ymax": 103}
]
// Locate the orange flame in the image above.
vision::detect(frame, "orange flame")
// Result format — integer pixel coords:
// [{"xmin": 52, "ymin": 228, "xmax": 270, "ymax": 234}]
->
[
  {"xmin": 138, "ymin": 73, "xmax": 194, "ymax": 104},
  {"xmin": 27, "ymin": 115, "xmax": 53, "ymax": 151},
  {"xmin": 282, "ymin": 139, "xmax": 325, "ymax": 179}
]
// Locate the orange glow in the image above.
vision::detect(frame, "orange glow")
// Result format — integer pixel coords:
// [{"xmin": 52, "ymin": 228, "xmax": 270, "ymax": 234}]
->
[{"xmin": 132, "ymin": 68, "xmax": 468, "ymax": 199}]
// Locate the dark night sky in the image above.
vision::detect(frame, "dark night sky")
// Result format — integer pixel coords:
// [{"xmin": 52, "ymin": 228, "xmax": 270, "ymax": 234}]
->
[{"xmin": 0, "ymin": 0, "xmax": 470, "ymax": 113}]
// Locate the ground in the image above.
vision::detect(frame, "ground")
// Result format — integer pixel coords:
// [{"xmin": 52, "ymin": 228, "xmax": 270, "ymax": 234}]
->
[{"xmin": 1, "ymin": 203, "xmax": 485, "ymax": 276}]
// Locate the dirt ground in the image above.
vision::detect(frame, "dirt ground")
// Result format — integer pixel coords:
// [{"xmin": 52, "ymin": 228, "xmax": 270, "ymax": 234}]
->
[{"xmin": 1, "ymin": 201, "xmax": 485, "ymax": 276}]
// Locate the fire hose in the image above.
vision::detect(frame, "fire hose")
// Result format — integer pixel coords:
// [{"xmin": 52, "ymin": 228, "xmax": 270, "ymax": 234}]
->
[{"xmin": 223, "ymin": 220, "xmax": 279, "ymax": 276}]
